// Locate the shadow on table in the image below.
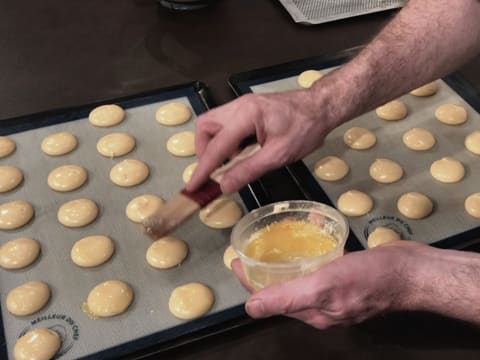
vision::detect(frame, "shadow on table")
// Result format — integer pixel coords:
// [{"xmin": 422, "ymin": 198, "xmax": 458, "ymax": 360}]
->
[
  {"xmin": 354, "ymin": 311, "xmax": 480, "ymax": 350},
  {"xmin": 128, "ymin": 311, "xmax": 480, "ymax": 360}
]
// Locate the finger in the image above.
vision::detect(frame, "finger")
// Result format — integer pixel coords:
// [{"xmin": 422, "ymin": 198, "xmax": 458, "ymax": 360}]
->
[
  {"xmin": 231, "ymin": 259, "xmax": 256, "ymax": 293},
  {"xmin": 219, "ymin": 141, "xmax": 290, "ymax": 193},
  {"xmin": 194, "ymin": 111, "xmax": 223, "ymax": 158},
  {"xmin": 189, "ymin": 134, "xmax": 238, "ymax": 191},
  {"xmin": 244, "ymin": 273, "xmax": 325, "ymax": 319},
  {"xmin": 232, "ymin": 259, "xmax": 326, "ymax": 320},
  {"xmin": 187, "ymin": 128, "xmax": 247, "ymax": 191},
  {"xmin": 194, "ymin": 96, "xmax": 257, "ymax": 160}
]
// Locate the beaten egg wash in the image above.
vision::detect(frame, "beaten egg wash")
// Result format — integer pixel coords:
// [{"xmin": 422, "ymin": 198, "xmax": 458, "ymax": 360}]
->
[{"xmin": 243, "ymin": 219, "xmax": 337, "ymax": 262}]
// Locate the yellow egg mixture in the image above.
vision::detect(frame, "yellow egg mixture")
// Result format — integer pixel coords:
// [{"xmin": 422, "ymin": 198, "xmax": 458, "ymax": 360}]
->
[{"xmin": 243, "ymin": 220, "xmax": 337, "ymax": 262}]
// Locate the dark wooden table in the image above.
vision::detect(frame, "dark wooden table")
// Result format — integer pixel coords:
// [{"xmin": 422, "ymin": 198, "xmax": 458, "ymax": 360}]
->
[{"xmin": 2, "ymin": 1, "xmax": 480, "ymax": 359}]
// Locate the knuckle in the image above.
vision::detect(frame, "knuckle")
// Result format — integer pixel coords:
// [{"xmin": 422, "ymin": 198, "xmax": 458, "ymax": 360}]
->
[
  {"xmin": 275, "ymin": 285, "xmax": 305, "ymax": 315},
  {"xmin": 278, "ymin": 297, "xmax": 297, "ymax": 315},
  {"xmin": 271, "ymin": 146, "xmax": 293, "ymax": 167},
  {"xmin": 241, "ymin": 94, "xmax": 263, "ymax": 115},
  {"xmin": 306, "ymin": 316, "xmax": 333, "ymax": 330},
  {"xmin": 222, "ymin": 171, "xmax": 247, "ymax": 192},
  {"xmin": 240, "ymin": 93, "xmax": 256, "ymax": 104},
  {"xmin": 196, "ymin": 116, "xmax": 211, "ymax": 132},
  {"xmin": 196, "ymin": 113, "xmax": 222, "ymax": 134},
  {"xmin": 196, "ymin": 112, "xmax": 209, "ymax": 126},
  {"xmin": 321, "ymin": 300, "xmax": 352, "ymax": 321}
]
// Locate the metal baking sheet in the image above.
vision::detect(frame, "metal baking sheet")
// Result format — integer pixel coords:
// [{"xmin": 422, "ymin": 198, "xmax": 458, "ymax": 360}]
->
[
  {"xmin": 0, "ymin": 82, "xmax": 261, "ymax": 359},
  {"xmin": 277, "ymin": 0, "xmax": 404, "ymax": 25},
  {"xmin": 229, "ymin": 52, "xmax": 480, "ymax": 250}
]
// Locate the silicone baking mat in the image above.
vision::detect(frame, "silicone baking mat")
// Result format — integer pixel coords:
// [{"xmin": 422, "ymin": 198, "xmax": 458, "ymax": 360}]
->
[
  {"xmin": 0, "ymin": 82, "xmax": 262, "ymax": 359},
  {"xmin": 277, "ymin": 0, "xmax": 404, "ymax": 25},
  {"xmin": 229, "ymin": 51, "xmax": 480, "ymax": 250}
]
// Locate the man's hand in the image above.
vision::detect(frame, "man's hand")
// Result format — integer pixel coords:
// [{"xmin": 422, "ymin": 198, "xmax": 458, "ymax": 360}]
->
[
  {"xmin": 187, "ymin": 89, "xmax": 337, "ymax": 194},
  {"xmin": 187, "ymin": 0, "xmax": 480, "ymax": 194},
  {"xmin": 232, "ymin": 241, "xmax": 428, "ymax": 329}
]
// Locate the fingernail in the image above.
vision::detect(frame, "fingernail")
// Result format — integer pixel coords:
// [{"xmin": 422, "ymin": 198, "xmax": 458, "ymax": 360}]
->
[{"xmin": 246, "ymin": 299, "xmax": 265, "ymax": 318}]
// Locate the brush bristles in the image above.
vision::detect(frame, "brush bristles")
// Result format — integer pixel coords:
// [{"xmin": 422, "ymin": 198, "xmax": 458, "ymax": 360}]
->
[
  {"xmin": 142, "ymin": 217, "xmax": 166, "ymax": 240},
  {"xmin": 142, "ymin": 180, "xmax": 222, "ymax": 240},
  {"xmin": 142, "ymin": 193, "xmax": 201, "ymax": 239}
]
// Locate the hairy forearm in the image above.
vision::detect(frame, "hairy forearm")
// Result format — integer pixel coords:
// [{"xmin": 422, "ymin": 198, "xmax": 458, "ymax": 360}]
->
[
  {"xmin": 311, "ymin": 0, "xmax": 480, "ymax": 323},
  {"xmin": 403, "ymin": 246, "xmax": 480, "ymax": 323},
  {"xmin": 313, "ymin": 0, "xmax": 480, "ymax": 129}
]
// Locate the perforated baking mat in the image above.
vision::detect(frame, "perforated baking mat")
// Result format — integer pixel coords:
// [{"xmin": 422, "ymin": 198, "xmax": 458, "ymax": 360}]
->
[
  {"xmin": 229, "ymin": 51, "xmax": 480, "ymax": 250},
  {"xmin": 277, "ymin": 0, "xmax": 404, "ymax": 25},
  {"xmin": 0, "ymin": 82, "xmax": 262, "ymax": 359}
]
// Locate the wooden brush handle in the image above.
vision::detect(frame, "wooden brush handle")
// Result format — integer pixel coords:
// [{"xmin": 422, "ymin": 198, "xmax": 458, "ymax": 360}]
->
[
  {"xmin": 181, "ymin": 143, "xmax": 261, "ymax": 207},
  {"xmin": 181, "ymin": 179, "xmax": 221, "ymax": 207},
  {"xmin": 210, "ymin": 143, "xmax": 261, "ymax": 183}
]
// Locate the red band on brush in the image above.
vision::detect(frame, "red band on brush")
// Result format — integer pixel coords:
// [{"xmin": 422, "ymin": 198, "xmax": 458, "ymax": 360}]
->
[{"xmin": 181, "ymin": 179, "xmax": 222, "ymax": 207}]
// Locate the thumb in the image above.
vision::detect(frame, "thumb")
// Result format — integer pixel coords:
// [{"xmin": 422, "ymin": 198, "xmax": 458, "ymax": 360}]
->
[{"xmin": 245, "ymin": 275, "xmax": 320, "ymax": 319}]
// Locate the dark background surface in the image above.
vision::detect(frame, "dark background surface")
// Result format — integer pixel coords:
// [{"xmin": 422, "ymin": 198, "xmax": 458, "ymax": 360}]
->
[{"xmin": 2, "ymin": 1, "xmax": 480, "ymax": 359}]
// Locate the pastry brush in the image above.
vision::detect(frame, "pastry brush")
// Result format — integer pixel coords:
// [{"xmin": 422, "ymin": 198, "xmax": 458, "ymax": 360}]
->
[{"xmin": 143, "ymin": 143, "xmax": 260, "ymax": 239}]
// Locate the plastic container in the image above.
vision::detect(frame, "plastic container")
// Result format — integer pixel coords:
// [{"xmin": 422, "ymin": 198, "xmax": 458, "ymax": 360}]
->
[{"xmin": 231, "ymin": 200, "xmax": 349, "ymax": 289}]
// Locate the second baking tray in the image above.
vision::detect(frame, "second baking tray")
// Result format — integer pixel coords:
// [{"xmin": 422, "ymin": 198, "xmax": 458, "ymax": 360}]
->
[
  {"xmin": 229, "ymin": 49, "xmax": 480, "ymax": 250},
  {"xmin": 0, "ymin": 82, "xmax": 265, "ymax": 359}
]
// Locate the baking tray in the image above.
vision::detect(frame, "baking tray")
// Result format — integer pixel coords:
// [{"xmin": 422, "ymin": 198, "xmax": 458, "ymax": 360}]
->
[
  {"xmin": 0, "ymin": 82, "xmax": 269, "ymax": 359},
  {"xmin": 229, "ymin": 49, "xmax": 480, "ymax": 251}
]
